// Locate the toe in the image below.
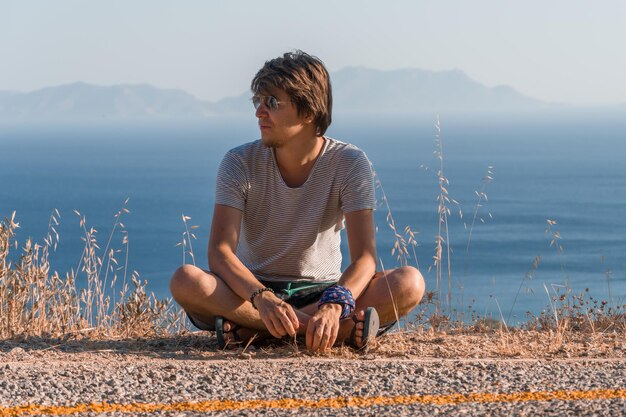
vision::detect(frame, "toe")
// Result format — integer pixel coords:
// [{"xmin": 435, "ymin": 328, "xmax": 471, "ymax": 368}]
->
[
  {"xmin": 352, "ymin": 310, "xmax": 367, "ymax": 348},
  {"xmin": 222, "ymin": 321, "xmax": 239, "ymax": 343}
]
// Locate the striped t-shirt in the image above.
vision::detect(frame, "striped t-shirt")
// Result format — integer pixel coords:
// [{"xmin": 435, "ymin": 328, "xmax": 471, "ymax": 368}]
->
[{"xmin": 215, "ymin": 137, "xmax": 375, "ymax": 283}]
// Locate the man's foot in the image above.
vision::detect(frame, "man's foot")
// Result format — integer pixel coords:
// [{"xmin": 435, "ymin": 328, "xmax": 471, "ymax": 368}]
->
[
  {"xmin": 349, "ymin": 307, "xmax": 380, "ymax": 351},
  {"xmin": 214, "ymin": 316, "xmax": 254, "ymax": 350}
]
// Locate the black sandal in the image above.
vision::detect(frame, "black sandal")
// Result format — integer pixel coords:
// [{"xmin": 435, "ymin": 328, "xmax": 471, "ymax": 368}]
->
[
  {"xmin": 215, "ymin": 316, "xmax": 242, "ymax": 350},
  {"xmin": 349, "ymin": 307, "xmax": 380, "ymax": 351}
]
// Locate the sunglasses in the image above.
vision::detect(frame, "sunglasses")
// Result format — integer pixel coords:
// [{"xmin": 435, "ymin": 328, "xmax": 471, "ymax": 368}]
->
[{"xmin": 251, "ymin": 95, "xmax": 290, "ymax": 111}]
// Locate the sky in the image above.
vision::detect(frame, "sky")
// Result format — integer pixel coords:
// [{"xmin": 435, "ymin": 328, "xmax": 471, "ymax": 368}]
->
[{"xmin": 2, "ymin": 0, "xmax": 626, "ymax": 105}]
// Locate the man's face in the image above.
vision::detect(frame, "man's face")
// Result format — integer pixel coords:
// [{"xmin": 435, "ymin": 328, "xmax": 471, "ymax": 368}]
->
[{"xmin": 254, "ymin": 88, "xmax": 312, "ymax": 148}]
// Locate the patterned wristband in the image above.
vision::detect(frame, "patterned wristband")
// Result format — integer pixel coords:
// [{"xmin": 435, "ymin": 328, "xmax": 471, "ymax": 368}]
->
[{"xmin": 318, "ymin": 285, "xmax": 356, "ymax": 320}]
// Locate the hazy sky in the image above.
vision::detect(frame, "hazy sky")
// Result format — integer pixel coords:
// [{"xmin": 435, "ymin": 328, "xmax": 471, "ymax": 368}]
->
[{"xmin": 2, "ymin": 0, "xmax": 625, "ymax": 105}]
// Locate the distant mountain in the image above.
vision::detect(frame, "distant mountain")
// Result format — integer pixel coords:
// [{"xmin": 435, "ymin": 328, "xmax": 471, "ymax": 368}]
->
[
  {"xmin": 212, "ymin": 92, "xmax": 251, "ymax": 115},
  {"xmin": 0, "ymin": 82, "xmax": 215, "ymax": 121},
  {"xmin": 198, "ymin": 67, "xmax": 551, "ymax": 115},
  {"xmin": 0, "ymin": 91, "xmax": 19, "ymax": 100},
  {"xmin": 332, "ymin": 67, "xmax": 546, "ymax": 113},
  {"xmin": 0, "ymin": 68, "xmax": 555, "ymax": 121}
]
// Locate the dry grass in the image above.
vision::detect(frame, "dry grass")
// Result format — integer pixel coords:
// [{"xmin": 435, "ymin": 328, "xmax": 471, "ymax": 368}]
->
[
  {"xmin": 1, "ymin": 207, "xmax": 624, "ymax": 356},
  {"xmin": 370, "ymin": 327, "xmax": 626, "ymax": 360},
  {"xmin": 370, "ymin": 114, "xmax": 625, "ymax": 351},
  {"xmin": 3, "ymin": 324, "xmax": 624, "ymax": 362},
  {"xmin": 0, "ymin": 206, "xmax": 188, "ymax": 341}
]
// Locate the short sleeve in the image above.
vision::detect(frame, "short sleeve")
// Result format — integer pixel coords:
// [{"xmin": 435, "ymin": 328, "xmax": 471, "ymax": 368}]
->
[
  {"xmin": 214, "ymin": 151, "xmax": 248, "ymax": 211},
  {"xmin": 340, "ymin": 151, "xmax": 376, "ymax": 213}
]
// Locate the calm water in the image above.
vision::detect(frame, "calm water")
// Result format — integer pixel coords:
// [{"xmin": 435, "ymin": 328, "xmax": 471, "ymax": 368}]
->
[{"xmin": 1, "ymin": 111, "xmax": 625, "ymax": 324}]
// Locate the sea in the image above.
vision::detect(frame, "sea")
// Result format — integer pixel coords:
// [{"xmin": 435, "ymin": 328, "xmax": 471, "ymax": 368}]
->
[{"xmin": 1, "ymin": 110, "xmax": 625, "ymax": 325}]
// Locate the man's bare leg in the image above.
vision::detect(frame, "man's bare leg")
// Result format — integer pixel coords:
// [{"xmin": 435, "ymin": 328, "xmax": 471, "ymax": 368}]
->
[
  {"xmin": 170, "ymin": 264, "xmax": 424, "ymax": 348},
  {"xmin": 170, "ymin": 264, "xmax": 313, "ymax": 344}
]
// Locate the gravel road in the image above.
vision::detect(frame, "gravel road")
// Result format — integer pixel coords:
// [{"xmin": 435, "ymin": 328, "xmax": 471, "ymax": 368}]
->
[{"xmin": 1, "ymin": 346, "xmax": 625, "ymax": 416}]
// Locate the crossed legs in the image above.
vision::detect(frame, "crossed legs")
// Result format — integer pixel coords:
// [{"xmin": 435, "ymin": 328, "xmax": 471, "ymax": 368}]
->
[{"xmin": 169, "ymin": 265, "xmax": 425, "ymax": 347}]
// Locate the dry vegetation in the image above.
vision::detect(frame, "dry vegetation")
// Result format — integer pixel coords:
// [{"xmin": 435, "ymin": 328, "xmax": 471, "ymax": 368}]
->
[
  {"xmin": 1, "ymin": 117, "xmax": 624, "ymax": 359},
  {"xmin": 0, "ymin": 207, "xmax": 187, "ymax": 341},
  {"xmin": 369, "ymin": 115, "xmax": 625, "ymax": 357}
]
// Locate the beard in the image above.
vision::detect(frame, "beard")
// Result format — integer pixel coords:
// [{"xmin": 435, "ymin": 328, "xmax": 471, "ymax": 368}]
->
[{"xmin": 261, "ymin": 134, "xmax": 285, "ymax": 149}]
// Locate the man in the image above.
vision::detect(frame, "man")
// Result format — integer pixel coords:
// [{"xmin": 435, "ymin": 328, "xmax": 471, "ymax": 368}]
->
[{"xmin": 170, "ymin": 50, "xmax": 425, "ymax": 352}]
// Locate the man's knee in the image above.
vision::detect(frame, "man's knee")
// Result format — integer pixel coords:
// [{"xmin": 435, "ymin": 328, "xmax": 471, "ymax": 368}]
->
[
  {"xmin": 392, "ymin": 266, "xmax": 426, "ymax": 312},
  {"xmin": 169, "ymin": 264, "xmax": 204, "ymax": 305}
]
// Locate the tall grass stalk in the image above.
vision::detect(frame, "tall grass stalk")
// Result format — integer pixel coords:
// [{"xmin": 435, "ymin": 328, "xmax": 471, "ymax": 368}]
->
[
  {"xmin": 433, "ymin": 115, "xmax": 454, "ymax": 316},
  {"xmin": 461, "ymin": 166, "xmax": 494, "ymax": 291},
  {"xmin": 404, "ymin": 226, "xmax": 420, "ymax": 270},
  {"xmin": 494, "ymin": 298, "xmax": 509, "ymax": 333},
  {"xmin": 600, "ymin": 256, "xmax": 614, "ymax": 309},
  {"xmin": 546, "ymin": 219, "xmax": 570, "ymax": 288},
  {"xmin": 373, "ymin": 168, "xmax": 410, "ymax": 267},
  {"xmin": 379, "ymin": 257, "xmax": 401, "ymax": 332},
  {"xmin": 176, "ymin": 214, "xmax": 199, "ymax": 266},
  {"xmin": 508, "ymin": 255, "xmax": 541, "ymax": 323}
]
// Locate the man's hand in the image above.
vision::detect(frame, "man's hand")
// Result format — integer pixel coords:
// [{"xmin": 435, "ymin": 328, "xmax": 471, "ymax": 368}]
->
[
  {"xmin": 255, "ymin": 291, "xmax": 300, "ymax": 338},
  {"xmin": 306, "ymin": 303, "xmax": 342, "ymax": 352}
]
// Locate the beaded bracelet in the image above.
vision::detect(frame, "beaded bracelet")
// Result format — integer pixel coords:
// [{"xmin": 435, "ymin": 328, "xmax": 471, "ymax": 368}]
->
[
  {"xmin": 250, "ymin": 287, "xmax": 274, "ymax": 309},
  {"xmin": 318, "ymin": 285, "xmax": 355, "ymax": 320}
]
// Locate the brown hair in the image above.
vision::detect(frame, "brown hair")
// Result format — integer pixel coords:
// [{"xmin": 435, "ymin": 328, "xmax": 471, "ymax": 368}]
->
[{"xmin": 251, "ymin": 50, "xmax": 332, "ymax": 136}]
